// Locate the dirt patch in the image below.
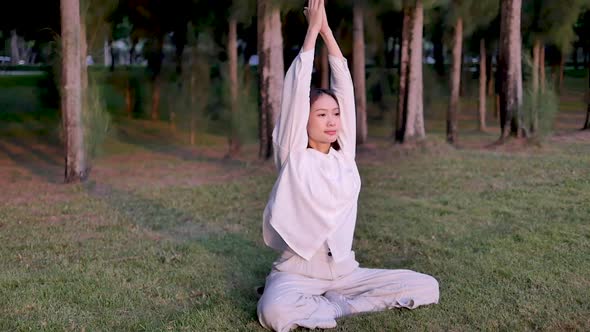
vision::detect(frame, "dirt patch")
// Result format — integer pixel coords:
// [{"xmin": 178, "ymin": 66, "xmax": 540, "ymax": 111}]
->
[
  {"xmin": 549, "ymin": 130, "xmax": 590, "ymax": 144},
  {"xmin": 0, "ymin": 137, "xmax": 270, "ymax": 208}
]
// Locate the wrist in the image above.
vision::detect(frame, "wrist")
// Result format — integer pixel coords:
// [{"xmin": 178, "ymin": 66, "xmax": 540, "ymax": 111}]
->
[
  {"xmin": 307, "ymin": 26, "xmax": 321, "ymax": 36},
  {"xmin": 320, "ymin": 28, "xmax": 333, "ymax": 38}
]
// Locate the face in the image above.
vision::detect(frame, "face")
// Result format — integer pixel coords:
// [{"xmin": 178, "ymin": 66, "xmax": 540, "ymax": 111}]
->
[{"xmin": 307, "ymin": 94, "xmax": 341, "ymax": 151}]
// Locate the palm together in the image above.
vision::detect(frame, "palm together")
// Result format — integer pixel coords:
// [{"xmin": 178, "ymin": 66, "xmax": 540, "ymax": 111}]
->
[{"xmin": 304, "ymin": 0, "xmax": 331, "ymax": 35}]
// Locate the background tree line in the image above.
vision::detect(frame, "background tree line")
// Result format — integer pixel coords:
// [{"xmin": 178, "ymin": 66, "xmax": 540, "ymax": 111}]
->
[{"xmin": 0, "ymin": 0, "xmax": 589, "ymax": 182}]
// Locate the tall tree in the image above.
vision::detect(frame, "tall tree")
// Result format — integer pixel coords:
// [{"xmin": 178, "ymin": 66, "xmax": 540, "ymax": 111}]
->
[
  {"xmin": 353, "ymin": 0, "xmax": 368, "ymax": 144},
  {"xmin": 445, "ymin": 0, "xmax": 499, "ymax": 143},
  {"xmin": 61, "ymin": 0, "xmax": 88, "ymax": 182},
  {"xmin": 395, "ymin": 5, "xmax": 411, "ymax": 141},
  {"xmin": 584, "ymin": 62, "xmax": 590, "ymax": 129},
  {"xmin": 523, "ymin": 0, "xmax": 590, "ymax": 133},
  {"xmin": 403, "ymin": 0, "xmax": 425, "ymax": 142},
  {"xmin": 226, "ymin": 0, "xmax": 256, "ymax": 157},
  {"xmin": 258, "ymin": 0, "xmax": 284, "ymax": 159},
  {"xmin": 446, "ymin": 12, "xmax": 462, "ymax": 143},
  {"xmin": 118, "ymin": 0, "xmax": 191, "ymax": 120},
  {"xmin": 498, "ymin": 0, "xmax": 523, "ymax": 139}
]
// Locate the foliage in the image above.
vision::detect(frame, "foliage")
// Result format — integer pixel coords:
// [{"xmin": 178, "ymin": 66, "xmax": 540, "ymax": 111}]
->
[
  {"xmin": 519, "ymin": 53, "xmax": 559, "ymax": 138},
  {"xmin": 522, "ymin": 0, "xmax": 590, "ymax": 52},
  {"xmin": 220, "ymin": 62, "xmax": 259, "ymax": 143},
  {"xmin": 83, "ymin": 77, "xmax": 112, "ymax": 159}
]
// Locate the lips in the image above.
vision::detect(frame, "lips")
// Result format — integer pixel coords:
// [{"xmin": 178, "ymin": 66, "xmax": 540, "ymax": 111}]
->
[{"xmin": 325, "ymin": 131, "xmax": 337, "ymax": 136}]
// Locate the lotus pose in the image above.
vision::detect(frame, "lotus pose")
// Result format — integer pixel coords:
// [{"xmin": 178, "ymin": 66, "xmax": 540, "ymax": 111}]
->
[{"xmin": 257, "ymin": 1, "xmax": 439, "ymax": 330}]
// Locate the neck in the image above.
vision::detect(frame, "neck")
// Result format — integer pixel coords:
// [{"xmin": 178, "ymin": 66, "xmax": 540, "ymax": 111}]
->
[{"xmin": 308, "ymin": 140, "xmax": 331, "ymax": 154}]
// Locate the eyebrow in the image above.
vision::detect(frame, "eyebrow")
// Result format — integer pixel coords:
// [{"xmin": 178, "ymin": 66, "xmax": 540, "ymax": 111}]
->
[{"xmin": 312, "ymin": 108, "xmax": 340, "ymax": 112}]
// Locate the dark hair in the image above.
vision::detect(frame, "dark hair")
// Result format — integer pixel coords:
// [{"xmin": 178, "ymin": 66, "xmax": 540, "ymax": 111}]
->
[{"xmin": 309, "ymin": 88, "xmax": 341, "ymax": 151}]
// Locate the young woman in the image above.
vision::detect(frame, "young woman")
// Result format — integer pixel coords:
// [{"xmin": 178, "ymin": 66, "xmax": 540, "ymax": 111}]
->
[{"xmin": 257, "ymin": 1, "xmax": 439, "ymax": 331}]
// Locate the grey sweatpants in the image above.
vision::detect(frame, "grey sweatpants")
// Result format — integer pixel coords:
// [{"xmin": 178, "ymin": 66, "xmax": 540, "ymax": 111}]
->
[{"xmin": 257, "ymin": 254, "xmax": 440, "ymax": 332}]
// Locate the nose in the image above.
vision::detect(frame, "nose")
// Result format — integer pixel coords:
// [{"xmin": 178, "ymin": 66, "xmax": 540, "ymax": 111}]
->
[{"xmin": 327, "ymin": 115, "xmax": 336, "ymax": 127}]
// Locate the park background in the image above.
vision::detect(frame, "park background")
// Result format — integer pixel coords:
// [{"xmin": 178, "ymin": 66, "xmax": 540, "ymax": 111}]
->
[{"xmin": 1, "ymin": 0, "xmax": 589, "ymax": 330}]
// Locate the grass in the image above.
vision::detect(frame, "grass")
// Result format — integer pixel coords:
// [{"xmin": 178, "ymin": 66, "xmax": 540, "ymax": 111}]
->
[{"xmin": 0, "ymin": 69, "xmax": 589, "ymax": 330}]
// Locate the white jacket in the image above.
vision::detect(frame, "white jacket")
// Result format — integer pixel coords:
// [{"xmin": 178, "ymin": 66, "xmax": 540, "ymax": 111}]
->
[{"xmin": 262, "ymin": 49, "xmax": 361, "ymax": 264}]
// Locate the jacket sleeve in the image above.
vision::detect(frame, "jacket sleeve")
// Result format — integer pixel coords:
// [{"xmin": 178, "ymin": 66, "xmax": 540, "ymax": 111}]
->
[
  {"xmin": 272, "ymin": 49, "xmax": 315, "ymax": 170},
  {"xmin": 329, "ymin": 55, "xmax": 356, "ymax": 159}
]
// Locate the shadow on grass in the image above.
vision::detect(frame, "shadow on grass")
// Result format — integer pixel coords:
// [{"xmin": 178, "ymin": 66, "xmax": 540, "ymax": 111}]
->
[
  {"xmin": 116, "ymin": 125, "xmax": 249, "ymax": 168},
  {"xmin": 0, "ymin": 138, "xmax": 63, "ymax": 183},
  {"xmin": 84, "ymin": 182, "xmax": 272, "ymax": 325}
]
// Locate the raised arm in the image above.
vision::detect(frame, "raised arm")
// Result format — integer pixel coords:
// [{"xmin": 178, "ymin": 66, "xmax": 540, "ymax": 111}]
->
[
  {"xmin": 272, "ymin": 0, "xmax": 324, "ymax": 170},
  {"xmin": 320, "ymin": 8, "xmax": 356, "ymax": 158}
]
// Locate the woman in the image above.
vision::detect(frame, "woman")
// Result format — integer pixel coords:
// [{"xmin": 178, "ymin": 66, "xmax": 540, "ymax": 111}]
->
[{"xmin": 257, "ymin": 1, "xmax": 439, "ymax": 331}]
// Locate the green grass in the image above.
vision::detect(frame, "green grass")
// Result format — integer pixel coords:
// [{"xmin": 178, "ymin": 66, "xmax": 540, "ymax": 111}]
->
[{"xmin": 1, "ymin": 135, "xmax": 589, "ymax": 330}]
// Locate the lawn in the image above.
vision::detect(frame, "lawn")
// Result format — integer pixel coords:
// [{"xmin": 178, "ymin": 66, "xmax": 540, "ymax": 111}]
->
[{"xmin": 0, "ymin": 70, "xmax": 589, "ymax": 331}]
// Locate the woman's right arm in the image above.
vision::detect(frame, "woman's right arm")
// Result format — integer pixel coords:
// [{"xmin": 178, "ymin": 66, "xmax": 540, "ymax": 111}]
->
[
  {"xmin": 272, "ymin": 49, "xmax": 314, "ymax": 170},
  {"xmin": 273, "ymin": 1, "xmax": 323, "ymax": 170}
]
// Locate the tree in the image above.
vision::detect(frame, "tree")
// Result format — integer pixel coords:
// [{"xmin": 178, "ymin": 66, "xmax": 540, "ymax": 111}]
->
[
  {"xmin": 353, "ymin": 0, "xmax": 368, "ymax": 144},
  {"xmin": 395, "ymin": 5, "xmax": 411, "ymax": 141},
  {"xmin": 258, "ymin": 0, "xmax": 284, "ymax": 159},
  {"xmin": 523, "ymin": 0, "xmax": 590, "ymax": 133},
  {"xmin": 403, "ymin": 0, "xmax": 425, "ymax": 142},
  {"xmin": 498, "ymin": 0, "xmax": 523, "ymax": 139},
  {"xmin": 445, "ymin": 0, "xmax": 499, "ymax": 143},
  {"xmin": 117, "ymin": 0, "xmax": 191, "ymax": 120},
  {"xmin": 61, "ymin": 0, "xmax": 88, "ymax": 182},
  {"xmin": 584, "ymin": 64, "xmax": 590, "ymax": 129},
  {"xmin": 226, "ymin": 0, "xmax": 256, "ymax": 157},
  {"xmin": 446, "ymin": 10, "xmax": 462, "ymax": 143}
]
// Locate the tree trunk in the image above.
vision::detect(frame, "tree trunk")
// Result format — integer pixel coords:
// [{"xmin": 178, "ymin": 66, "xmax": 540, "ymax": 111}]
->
[
  {"xmin": 104, "ymin": 38, "xmax": 110, "ymax": 66},
  {"xmin": 395, "ymin": 7, "xmax": 411, "ymax": 142},
  {"xmin": 478, "ymin": 38, "xmax": 487, "ymax": 132},
  {"xmin": 353, "ymin": 2, "xmax": 367, "ymax": 145},
  {"xmin": 151, "ymin": 76, "xmax": 161, "ymax": 120},
  {"xmin": 190, "ymin": 66, "xmax": 197, "ymax": 145},
  {"xmin": 125, "ymin": 81, "xmax": 133, "ymax": 118},
  {"xmin": 573, "ymin": 46, "xmax": 579, "ymax": 70},
  {"xmin": 540, "ymin": 43, "xmax": 546, "ymax": 92},
  {"xmin": 498, "ymin": 0, "xmax": 523, "ymax": 139},
  {"xmin": 110, "ymin": 39, "xmax": 116, "ymax": 71},
  {"xmin": 320, "ymin": 43, "xmax": 329, "ymax": 89},
  {"xmin": 228, "ymin": 17, "xmax": 240, "ymax": 157},
  {"xmin": 433, "ymin": 26, "xmax": 445, "ymax": 76},
  {"xmin": 487, "ymin": 52, "xmax": 494, "ymax": 97},
  {"xmin": 257, "ymin": 0, "xmax": 284, "ymax": 159},
  {"xmin": 584, "ymin": 62, "xmax": 590, "ymax": 130},
  {"xmin": 61, "ymin": 0, "xmax": 87, "ymax": 182},
  {"xmin": 10, "ymin": 30, "xmax": 20, "ymax": 65},
  {"xmin": 149, "ymin": 37, "xmax": 164, "ymax": 121},
  {"xmin": 80, "ymin": 13, "xmax": 88, "ymax": 91},
  {"xmin": 404, "ymin": 0, "xmax": 425, "ymax": 142},
  {"xmin": 447, "ymin": 17, "xmax": 462, "ymax": 144},
  {"xmin": 557, "ymin": 52, "xmax": 565, "ymax": 95},
  {"xmin": 531, "ymin": 38, "xmax": 540, "ymax": 133}
]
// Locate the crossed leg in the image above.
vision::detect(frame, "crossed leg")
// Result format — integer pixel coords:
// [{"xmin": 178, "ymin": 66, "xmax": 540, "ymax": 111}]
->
[{"xmin": 257, "ymin": 268, "xmax": 439, "ymax": 332}]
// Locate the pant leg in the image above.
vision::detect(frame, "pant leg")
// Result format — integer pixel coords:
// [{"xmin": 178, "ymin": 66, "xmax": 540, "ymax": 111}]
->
[
  {"xmin": 257, "ymin": 270, "xmax": 340, "ymax": 332},
  {"xmin": 332, "ymin": 268, "xmax": 439, "ymax": 314}
]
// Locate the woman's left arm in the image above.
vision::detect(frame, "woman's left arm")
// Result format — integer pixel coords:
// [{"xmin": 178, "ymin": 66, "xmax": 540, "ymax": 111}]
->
[{"xmin": 321, "ymin": 21, "xmax": 356, "ymax": 159}]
